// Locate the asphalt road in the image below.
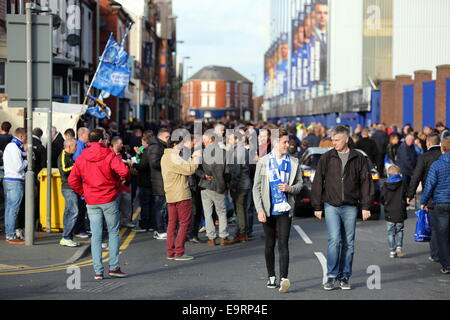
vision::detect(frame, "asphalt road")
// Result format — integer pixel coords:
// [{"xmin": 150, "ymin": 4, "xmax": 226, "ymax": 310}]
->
[{"xmin": 0, "ymin": 207, "xmax": 449, "ymax": 301}]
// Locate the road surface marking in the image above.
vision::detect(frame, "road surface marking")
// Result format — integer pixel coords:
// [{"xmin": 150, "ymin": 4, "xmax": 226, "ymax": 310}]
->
[
  {"xmin": 293, "ymin": 225, "xmax": 312, "ymax": 244},
  {"xmin": 0, "ymin": 227, "xmax": 133, "ymax": 276},
  {"xmin": 120, "ymin": 231, "xmax": 136, "ymax": 251},
  {"xmin": 314, "ymin": 252, "xmax": 328, "ymax": 285}
]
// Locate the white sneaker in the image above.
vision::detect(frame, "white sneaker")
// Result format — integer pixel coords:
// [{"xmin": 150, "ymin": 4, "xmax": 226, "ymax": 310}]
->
[
  {"xmin": 15, "ymin": 229, "xmax": 24, "ymax": 240},
  {"xmin": 279, "ymin": 278, "xmax": 291, "ymax": 293},
  {"xmin": 60, "ymin": 238, "xmax": 80, "ymax": 247},
  {"xmin": 154, "ymin": 232, "xmax": 167, "ymax": 240}
]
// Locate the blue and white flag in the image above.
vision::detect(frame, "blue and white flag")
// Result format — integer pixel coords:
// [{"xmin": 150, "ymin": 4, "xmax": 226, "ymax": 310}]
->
[{"xmin": 92, "ymin": 30, "xmax": 131, "ymax": 98}]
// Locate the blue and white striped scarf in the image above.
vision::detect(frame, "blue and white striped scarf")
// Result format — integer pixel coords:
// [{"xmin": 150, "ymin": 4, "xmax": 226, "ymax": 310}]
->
[{"xmin": 267, "ymin": 152, "xmax": 291, "ymax": 214}]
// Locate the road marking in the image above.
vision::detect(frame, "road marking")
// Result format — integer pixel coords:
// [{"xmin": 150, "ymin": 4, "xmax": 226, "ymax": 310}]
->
[
  {"xmin": 132, "ymin": 207, "xmax": 141, "ymax": 222},
  {"xmin": 314, "ymin": 252, "xmax": 328, "ymax": 285},
  {"xmin": 0, "ymin": 226, "xmax": 133, "ymax": 276},
  {"xmin": 120, "ymin": 231, "xmax": 136, "ymax": 251},
  {"xmin": 293, "ymin": 225, "xmax": 312, "ymax": 244}
]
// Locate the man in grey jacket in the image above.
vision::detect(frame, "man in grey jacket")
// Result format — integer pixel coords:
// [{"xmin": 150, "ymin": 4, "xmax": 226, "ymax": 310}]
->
[
  {"xmin": 196, "ymin": 132, "xmax": 235, "ymax": 246},
  {"xmin": 253, "ymin": 128, "xmax": 303, "ymax": 293}
]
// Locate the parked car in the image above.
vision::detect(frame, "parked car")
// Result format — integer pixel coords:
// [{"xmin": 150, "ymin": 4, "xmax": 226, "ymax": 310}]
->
[{"xmin": 294, "ymin": 147, "xmax": 381, "ymax": 220}]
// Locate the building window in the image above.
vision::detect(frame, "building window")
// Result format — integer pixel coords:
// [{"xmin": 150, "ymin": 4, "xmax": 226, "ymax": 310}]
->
[
  {"xmin": 71, "ymin": 81, "xmax": 80, "ymax": 104},
  {"xmin": 201, "ymin": 93, "xmax": 208, "ymax": 107},
  {"xmin": 226, "ymin": 82, "xmax": 230, "ymax": 93},
  {"xmin": 0, "ymin": 62, "xmax": 5, "ymax": 94},
  {"xmin": 243, "ymin": 83, "xmax": 249, "ymax": 94},
  {"xmin": 208, "ymin": 94, "xmax": 215, "ymax": 107},
  {"xmin": 226, "ymin": 94, "xmax": 230, "ymax": 107},
  {"xmin": 208, "ymin": 81, "xmax": 216, "ymax": 92},
  {"xmin": 53, "ymin": 76, "xmax": 63, "ymax": 96},
  {"xmin": 201, "ymin": 81, "xmax": 208, "ymax": 92}
]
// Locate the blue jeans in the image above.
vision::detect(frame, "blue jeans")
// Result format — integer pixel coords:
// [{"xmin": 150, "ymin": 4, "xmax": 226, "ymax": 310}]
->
[
  {"xmin": 62, "ymin": 188, "xmax": 79, "ymax": 240},
  {"xmin": 386, "ymin": 222, "xmax": 404, "ymax": 251},
  {"xmin": 324, "ymin": 203, "xmax": 358, "ymax": 279},
  {"xmin": 152, "ymin": 195, "xmax": 167, "ymax": 233},
  {"xmin": 87, "ymin": 199, "xmax": 121, "ymax": 275},
  {"xmin": 3, "ymin": 179, "xmax": 24, "ymax": 238},
  {"xmin": 433, "ymin": 203, "xmax": 450, "ymax": 269}
]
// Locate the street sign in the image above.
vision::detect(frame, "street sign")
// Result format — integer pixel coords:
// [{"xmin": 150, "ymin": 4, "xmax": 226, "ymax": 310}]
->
[{"xmin": 6, "ymin": 14, "xmax": 53, "ymax": 109}]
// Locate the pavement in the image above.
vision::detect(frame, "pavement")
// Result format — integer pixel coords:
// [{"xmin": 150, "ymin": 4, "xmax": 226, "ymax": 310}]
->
[{"xmin": 0, "ymin": 228, "xmax": 91, "ymax": 273}]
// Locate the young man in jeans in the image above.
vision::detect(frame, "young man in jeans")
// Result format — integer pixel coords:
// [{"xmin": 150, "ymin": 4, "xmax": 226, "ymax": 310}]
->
[
  {"xmin": 69, "ymin": 129, "xmax": 130, "ymax": 280},
  {"xmin": 253, "ymin": 128, "xmax": 303, "ymax": 293},
  {"xmin": 312, "ymin": 125, "xmax": 373, "ymax": 290},
  {"xmin": 57, "ymin": 138, "xmax": 80, "ymax": 247},
  {"xmin": 421, "ymin": 138, "xmax": 450, "ymax": 274},
  {"xmin": 3, "ymin": 128, "xmax": 28, "ymax": 245}
]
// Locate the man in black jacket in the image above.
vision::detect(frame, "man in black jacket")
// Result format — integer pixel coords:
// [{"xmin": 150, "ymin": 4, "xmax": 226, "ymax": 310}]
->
[
  {"xmin": 51, "ymin": 127, "xmax": 64, "ymax": 168},
  {"xmin": 355, "ymin": 128, "xmax": 377, "ymax": 165},
  {"xmin": 57, "ymin": 138, "xmax": 80, "ymax": 247},
  {"xmin": 396, "ymin": 134, "xmax": 418, "ymax": 187},
  {"xmin": 132, "ymin": 133, "xmax": 153, "ymax": 232},
  {"xmin": 312, "ymin": 125, "xmax": 373, "ymax": 291},
  {"xmin": 149, "ymin": 128, "xmax": 170, "ymax": 240},
  {"xmin": 407, "ymin": 133, "xmax": 442, "ymax": 262},
  {"xmin": 371, "ymin": 124, "xmax": 389, "ymax": 177},
  {"xmin": 183, "ymin": 134, "xmax": 206, "ymax": 244},
  {"xmin": 32, "ymin": 128, "xmax": 47, "ymax": 175}
]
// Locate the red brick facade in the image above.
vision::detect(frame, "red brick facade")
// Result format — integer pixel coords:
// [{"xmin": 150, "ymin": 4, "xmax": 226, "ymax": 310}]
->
[
  {"xmin": 181, "ymin": 78, "xmax": 253, "ymax": 121},
  {"xmin": 436, "ymin": 65, "xmax": 450, "ymax": 125},
  {"xmin": 380, "ymin": 66, "xmax": 449, "ymax": 129},
  {"xmin": 413, "ymin": 70, "xmax": 433, "ymax": 130}
]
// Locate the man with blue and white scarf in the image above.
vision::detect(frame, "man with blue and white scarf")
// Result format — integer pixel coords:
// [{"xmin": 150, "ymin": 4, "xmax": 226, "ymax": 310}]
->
[
  {"xmin": 3, "ymin": 128, "xmax": 28, "ymax": 245},
  {"xmin": 253, "ymin": 128, "xmax": 303, "ymax": 293}
]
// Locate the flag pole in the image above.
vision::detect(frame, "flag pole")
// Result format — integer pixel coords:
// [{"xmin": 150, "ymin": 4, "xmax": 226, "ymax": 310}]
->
[{"xmin": 82, "ymin": 32, "xmax": 114, "ymax": 105}]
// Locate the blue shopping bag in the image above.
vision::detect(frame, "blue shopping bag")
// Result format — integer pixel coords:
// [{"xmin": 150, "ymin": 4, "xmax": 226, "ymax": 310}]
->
[{"xmin": 414, "ymin": 209, "xmax": 431, "ymax": 242}]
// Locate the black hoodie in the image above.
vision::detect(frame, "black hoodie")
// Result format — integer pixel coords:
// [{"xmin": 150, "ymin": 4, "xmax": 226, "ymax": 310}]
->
[
  {"xmin": 381, "ymin": 180, "xmax": 408, "ymax": 223},
  {"xmin": 148, "ymin": 136, "xmax": 168, "ymax": 196}
]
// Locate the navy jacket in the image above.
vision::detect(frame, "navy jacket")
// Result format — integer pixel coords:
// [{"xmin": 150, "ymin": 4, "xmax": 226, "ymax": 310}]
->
[
  {"xmin": 421, "ymin": 152, "xmax": 450, "ymax": 205},
  {"xmin": 396, "ymin": 142, "xmax": 418, "ymax": 177}
]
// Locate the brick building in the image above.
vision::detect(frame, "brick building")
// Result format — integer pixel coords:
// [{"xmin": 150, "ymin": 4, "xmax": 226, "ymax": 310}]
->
[{"xmin": 181, "ymin": 65, "xmax": 253, "ymax": 121}]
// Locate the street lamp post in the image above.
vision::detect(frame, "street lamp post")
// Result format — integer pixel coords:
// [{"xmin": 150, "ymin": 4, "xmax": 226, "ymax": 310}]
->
[{"xmin": 182, "ymin": 56, "xmax": 190, "ymax": 82}]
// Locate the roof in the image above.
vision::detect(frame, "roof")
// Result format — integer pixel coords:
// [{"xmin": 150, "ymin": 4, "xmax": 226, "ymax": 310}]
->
[{"xmin": 187, "ymin": 65, "xmax": 251, "ymax": 83}]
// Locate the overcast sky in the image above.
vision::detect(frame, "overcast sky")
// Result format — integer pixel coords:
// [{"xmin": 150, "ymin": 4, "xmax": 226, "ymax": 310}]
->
[{"xmin": 173, "ymin": 0, "xmax": 269, "ymax": 96}]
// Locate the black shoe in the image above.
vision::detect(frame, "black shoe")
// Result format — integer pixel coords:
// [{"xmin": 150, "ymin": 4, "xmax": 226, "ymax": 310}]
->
[
  {"xmin": 339, "ymin": 278, "xmax": 352, "ymax": 290},
  {"xmin": 267, "ymin": 276, "xmax": 277, "ymax": 289},
  {"xmin": 323, "ymin": 278, "xmax": 337, "ymax": 291}
]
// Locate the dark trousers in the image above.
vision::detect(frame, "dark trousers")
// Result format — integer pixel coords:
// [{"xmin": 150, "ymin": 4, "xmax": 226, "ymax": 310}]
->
[
  {"xmin": 262, "ymin": 213, "xmax": 292, "ymax": 279},
  {"xmin": 377, "ymin": 153, "xmax": 386, "ymax": 177},
  {"xmin": 231, "ymin": 189, "xmax": 249, "ymax": 236},
  {"xmin": 247, "ymin": 185, "xmax": 256, "ymax": 235},
  {"xmin": 138, "ymin": 187, "xmax": 153, "ymax": 229},
  {"xmin": 429, "ymin": 208, "xmax": 440, "ymax": 260},
  {"xmin": 188, "ymin": 188, "xmax": 203, "ymax": 239},
  {"xmin": 433, "ymin": 203, "xmax": 450, "ymax": 269},
  {"xmin": 73, "ymin": 196, "xmax": 88, "ymax": 234},
  {"xmin": 167, "ymin": 200, "xmax": 192, "ymax": 257},
  {"xmin": 152, "ymin": 195, "xmax": 167, "ymax": 233}
]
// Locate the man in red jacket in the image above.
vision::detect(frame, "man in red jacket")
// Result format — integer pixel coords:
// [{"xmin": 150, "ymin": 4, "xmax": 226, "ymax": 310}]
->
[{"xmin": 69, "ymin": 129, "xmax": 130, "ymax": 280}]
